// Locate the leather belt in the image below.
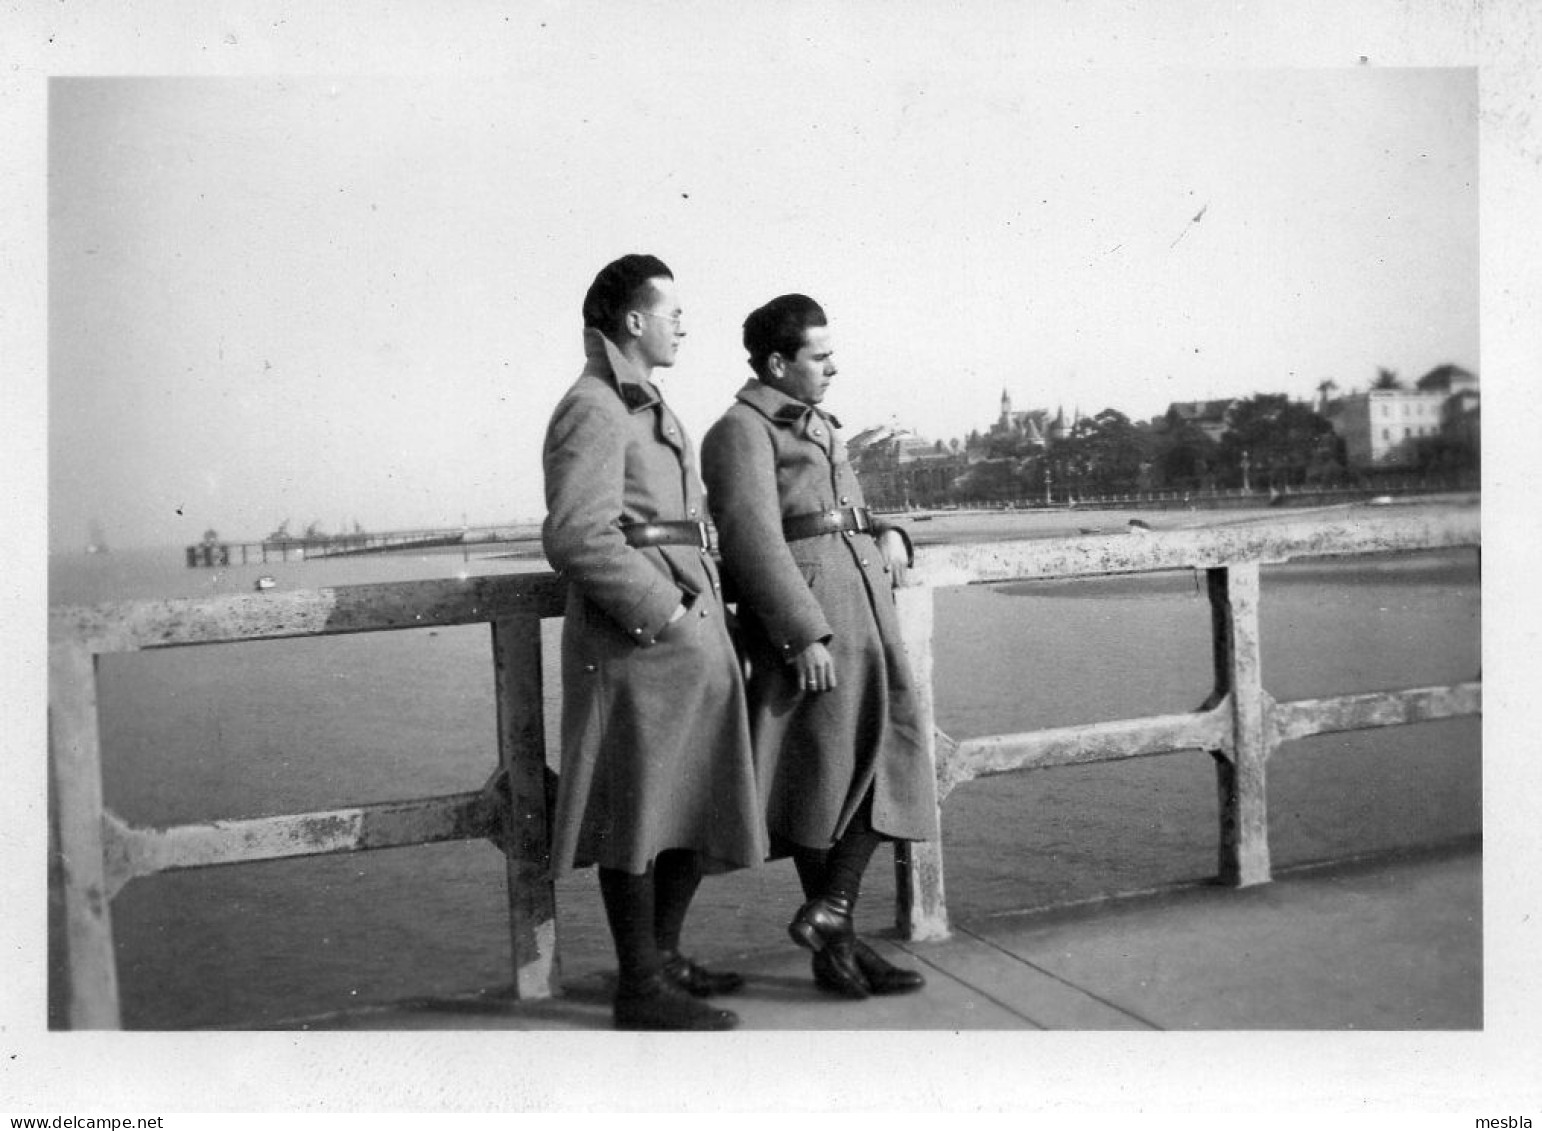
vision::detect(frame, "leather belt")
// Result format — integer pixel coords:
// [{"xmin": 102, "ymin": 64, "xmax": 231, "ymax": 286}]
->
[
  {"xmin": 621, "ymin": 520, "xmax": 711, "ymax": 551},
  {"xmin": 782, "ymin": 506, "xmax": 873, "ymax": 542}
]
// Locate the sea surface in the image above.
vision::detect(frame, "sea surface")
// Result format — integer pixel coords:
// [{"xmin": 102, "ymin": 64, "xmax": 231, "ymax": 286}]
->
[{"xmin": 48, "ymin": 503, "xmax": 1482, "ymax": 1029}]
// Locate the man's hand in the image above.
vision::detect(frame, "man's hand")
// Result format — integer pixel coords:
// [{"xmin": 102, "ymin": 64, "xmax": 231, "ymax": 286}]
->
[
  {"xmin": 877, "ymin": 528, "xmax": 910, "ymax": 587},
  {"xmin": 792, "ymin": 640, "xmax": 837, "ymax": 693},
  {"xmin": 655, "ymin": 600, "xmax": 690, "ymax": 643}
]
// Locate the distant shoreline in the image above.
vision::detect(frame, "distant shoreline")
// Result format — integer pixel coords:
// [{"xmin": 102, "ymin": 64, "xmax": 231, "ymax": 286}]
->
[{"xmin": 53, "ymin": 492, "xmax": 1478, "ymax": 564}]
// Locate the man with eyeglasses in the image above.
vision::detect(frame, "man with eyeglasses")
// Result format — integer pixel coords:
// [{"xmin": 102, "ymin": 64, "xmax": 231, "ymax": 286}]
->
[
  {"xmin": 701, "ymin": 293, "xmax": 935, "ymax": 1002},
  {"xmin": 541, "ymin": 254, "xmax": 765, "ymax": 1030}
]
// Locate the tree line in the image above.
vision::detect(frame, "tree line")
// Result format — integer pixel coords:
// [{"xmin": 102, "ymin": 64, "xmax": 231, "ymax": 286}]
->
[{"xmin": 936, "ymin": 392, "xmax": 1476, "ymax": 506}]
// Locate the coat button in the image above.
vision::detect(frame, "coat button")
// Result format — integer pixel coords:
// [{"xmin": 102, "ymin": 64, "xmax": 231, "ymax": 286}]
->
[
  {"xmin": 583, "ymin": 663, "xmax": 597, "ymax": 673},
  {"xmin": 699, "ymin": 607, "xmax": 709, "ymax": 618},
  {"xmin": 689, "ymin": 506, "xmax": 698, "ymax": 516},
  {"xmin": 840, "ymin": 496, "xmax": 850, "ymax": 505},
  {"xmin": 861, "ymin": 558, "xmax": 870, "ymax": 566}
]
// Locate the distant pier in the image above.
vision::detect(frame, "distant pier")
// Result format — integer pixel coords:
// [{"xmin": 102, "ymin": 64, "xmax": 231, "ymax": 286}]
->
[{"xmin": 185, "ymin": 524, "xmax": 543, "ymax": 567}]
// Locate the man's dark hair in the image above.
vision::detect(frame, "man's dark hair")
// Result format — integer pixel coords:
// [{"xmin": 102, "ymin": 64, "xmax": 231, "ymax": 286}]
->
[
  {"xmin": 743, "ymin": 294, "xmax": 827, "ymax": 377},
  {"xmin": 582, "ymin": 254, "xmax": 673, "ymax": 338}
]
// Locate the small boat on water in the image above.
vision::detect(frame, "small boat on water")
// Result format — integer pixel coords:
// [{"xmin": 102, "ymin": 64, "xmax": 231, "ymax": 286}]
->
[{"xmin": 255, "ymin": 575, "xmax": 277, "ymax": 592}]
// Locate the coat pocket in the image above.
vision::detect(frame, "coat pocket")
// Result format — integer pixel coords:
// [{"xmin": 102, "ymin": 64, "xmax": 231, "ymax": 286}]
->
[{"xmin": 655, "ymin": 598, "xmax": 702, "ymax": 646}]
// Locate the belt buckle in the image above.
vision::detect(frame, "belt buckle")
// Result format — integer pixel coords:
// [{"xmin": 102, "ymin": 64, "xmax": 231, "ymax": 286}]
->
[
  {"xmin": 697, "ymin": 522, "xmax": 710, "ymax": 552},
  {"xmin": 852, "ymin": 508, "xmax": 870, "ymax": 533}
]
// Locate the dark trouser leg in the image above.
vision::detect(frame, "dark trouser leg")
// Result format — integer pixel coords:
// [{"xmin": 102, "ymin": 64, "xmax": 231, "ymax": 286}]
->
[
  {"xmin": 600, "ymin": 857, "xmax": 738, "ymax": 1030},
  {"xmin": 823, "ymin": 821, "xmax": 882, "ymax": 906},
  {"xmin": 652, "ymin": 848, "xmax": 703, "ymax": 956},
  {"xmin": 598, "ymin": 864, "xmax": 663, "ymax": 992},
  {"xmin": 791, "ymin": 845, "xmax": 829, "ymax": 902},
  {"xmin": 794, "ymin": 794, "xmax": 879, "ymax": 905},
  {"xmin": 653, "ymin": 848, "xmax": 745, "ymax": 998},
  {"xmin": 794, "ymin": 797, "xmax": 926, "ymax": 997},
  {"xmin": 787, "ymin": 802, "xmax": 879, "ymax": 998}
]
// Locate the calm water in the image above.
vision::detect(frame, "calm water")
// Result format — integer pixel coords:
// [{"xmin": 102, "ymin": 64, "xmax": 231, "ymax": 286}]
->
[{"xmin": 48, "ymin": 507, "xmax": 1481, "ymax": 1029}]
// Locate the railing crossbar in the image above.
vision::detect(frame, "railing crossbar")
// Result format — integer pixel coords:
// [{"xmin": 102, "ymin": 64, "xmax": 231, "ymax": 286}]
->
[
  {"xmin": 932, "ymin": 681, "xmax": 1480, "ymax": 802},
  {"xmin": 916, "ymin": 508, "xmax": 1480, "ymax": 589},
  {"xmin": 1273, "ymin": 683, "xmax": 1482, "ymax": 742},
  {"xmin": 941, "ymin": 704, "xmax": 1233, "ymax": 797},
  {"xmin": 100, "ymin": 791, "xmax": 501, "ymax": 898},
  {"xmin": 49, "ymin": 574, "xmax": 567, "ymax": 652}
]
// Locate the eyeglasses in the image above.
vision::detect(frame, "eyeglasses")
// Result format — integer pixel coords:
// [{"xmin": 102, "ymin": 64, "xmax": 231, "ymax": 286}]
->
[{"xmin": 632, "ymin": 310, "xmax": 684, "ymax": 330}]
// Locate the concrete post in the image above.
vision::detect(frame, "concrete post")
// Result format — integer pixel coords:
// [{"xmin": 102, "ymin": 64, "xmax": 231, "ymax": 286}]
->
[
  {"xmin": 47, "ymin": 640, "xmax": 122, "ymax": 1028},
  {"xmin": 491, "ymin": 616, "xmax": 560, "ymax": 998},
  {"xmin": 893, "ymin": 585, "xmax": 950, "ymax": 940},
  {"xmin": 1206, "ymin": 563, "xmax": 1273, "ymax": 886}
]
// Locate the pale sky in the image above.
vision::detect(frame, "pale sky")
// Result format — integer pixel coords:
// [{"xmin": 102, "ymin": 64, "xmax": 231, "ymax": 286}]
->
[{"xmin": 46, "ymin": 61, "xmax": 1476, "ymax": 550}]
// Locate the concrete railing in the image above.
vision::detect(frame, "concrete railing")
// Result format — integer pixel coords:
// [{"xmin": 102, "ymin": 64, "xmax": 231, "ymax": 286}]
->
[
  {"xmin": 890, "ymin": 504, "xmax": 1481, "ymax": 938},
  {"xmin": 47, "ymin": 504, "xmax": 1480, "ymax": 1028}
]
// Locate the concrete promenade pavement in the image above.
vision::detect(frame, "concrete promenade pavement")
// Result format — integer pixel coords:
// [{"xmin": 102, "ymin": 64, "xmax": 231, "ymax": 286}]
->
[{"xmin": 283, "ymin": 841, "xmax": 1481, "ymax": 1032}]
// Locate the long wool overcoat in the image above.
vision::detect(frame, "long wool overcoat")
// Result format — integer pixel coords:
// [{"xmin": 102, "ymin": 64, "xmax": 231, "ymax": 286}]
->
[
  {"xmin": 700, "ymin": 379, "xmax": 938, "ymax": 849},
  {"xmin": 541, "ymin": 330, "xmax": 766, "ymax": 876}
]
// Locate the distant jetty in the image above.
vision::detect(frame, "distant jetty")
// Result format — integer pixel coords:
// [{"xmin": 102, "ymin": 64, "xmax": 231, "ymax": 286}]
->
[{"xmin": 185, "ymin": 522, "xmax": 541, "ymax": 567}]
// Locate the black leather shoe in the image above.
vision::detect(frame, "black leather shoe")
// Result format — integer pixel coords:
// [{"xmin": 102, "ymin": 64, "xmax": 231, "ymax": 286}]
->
[
  {"xmin": 613, "ymin": 974, "xmax": 739, "ymax": 1031},
  {"xmin": 853, "ymin": 939, "xmax": 925, "ymax": 994},
  {"xmin": 661, "ymin": 952, "xmax": 745, "ymax": 997},
  {"xmin": 787, "ymin": 894, "xmax": 856, "ymax": 953},
  {"xmin": 811, "ymin": 943, "xmax": 871, "ymax": 999}
]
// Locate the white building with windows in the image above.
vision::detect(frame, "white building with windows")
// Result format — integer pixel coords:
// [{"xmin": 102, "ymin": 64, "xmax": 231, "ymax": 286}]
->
[{"xmin": 1326, "ymin": 366, "xmax": 1477, "ymax": 469}]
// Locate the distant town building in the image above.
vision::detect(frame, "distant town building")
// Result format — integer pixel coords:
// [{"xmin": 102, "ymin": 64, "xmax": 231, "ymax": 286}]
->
[
  {"xmin": 1416, "ymin": 364, "xmax": 1478, "ymax": 397},
  {"xmin": 991, "ymin": 389, "xmax": 1065, "ymax": 446},
  {"xmin": 848, "ymin": 390, "xmax": 1088, "ymax": 508},
  {"xmin": 1417, "ymin": 364, "xmax": 1481, "ymax": 455},
  {"xmin": 1325, "ymin": 365, "xmax": 1477, "ymax": 470},
  {"xmin": 1159, "ymin": 398, "xmax": 1240, "ymax": 442},
  {"xmin": 844, "ymin": 366, "xmax": 1478, "ymax": 509},
  {"xmin": 847, "ymin": 422, "xmax": 968, "ymax": 509},
  {"xmin": 1442, "ymin": 389, "xmax": 1481, "ymax": 454}
]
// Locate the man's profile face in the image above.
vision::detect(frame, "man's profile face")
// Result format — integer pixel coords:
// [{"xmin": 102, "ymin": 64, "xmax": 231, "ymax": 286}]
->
[
  {"xmin": 632, "ymin": 276, "xmax": 686, "ymax": 369},
  {"xmin": 774, "ymin": 324, "xmax": 836, "ymax": 405}
]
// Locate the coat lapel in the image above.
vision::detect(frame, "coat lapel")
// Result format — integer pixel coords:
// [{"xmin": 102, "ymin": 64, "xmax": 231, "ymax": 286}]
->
[
  {"xmin": 583, "ymin": 328, "xmax": 684, "ymax": 455},
  {"xmin": 734, "ymin": 379, "xmax": 840, "ymax": 454}
]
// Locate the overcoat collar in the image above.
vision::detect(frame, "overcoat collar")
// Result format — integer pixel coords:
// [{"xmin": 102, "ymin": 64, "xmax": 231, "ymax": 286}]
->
[
  {"xmin": 732, "ymin": 378, "xmax": 842, "ymax": 432},
  {"xmin": 583, "ymin": 327, "xmax": 661, "ymax": 414}
]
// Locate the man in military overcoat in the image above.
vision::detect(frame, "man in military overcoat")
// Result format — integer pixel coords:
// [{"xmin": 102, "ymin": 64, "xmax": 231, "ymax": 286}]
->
[
  {"xmin": 542, "ymin": 254, "xmax": 766, "ymax": 1030},
  {"xmin": 700, "ymin": 293, "xmax": 937, "ymax": 1000}
]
